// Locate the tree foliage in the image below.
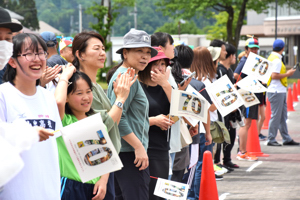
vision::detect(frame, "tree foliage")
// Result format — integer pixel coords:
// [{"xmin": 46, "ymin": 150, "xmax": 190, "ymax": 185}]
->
[
  {"xmin": 156, "ymin": 0, "xmax": 300, "ymax": 48},
  {"xmin": 85, "ymin": 0, "xmax": 135, "ymax": 51},
  {"xmin": 0, "ymin": 0, "xmax": 40, "ymax": 30},
  {"xmin": 156, "ymin": 20, "xmax": 204, "ymax": 35}
]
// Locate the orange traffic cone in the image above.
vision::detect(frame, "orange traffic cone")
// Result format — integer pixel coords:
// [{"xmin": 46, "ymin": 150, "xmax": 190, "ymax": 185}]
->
[
  {"xmin": 262, "ymin": 98, "xmax": 271, "ymax": 129},
  {"xmin": 287, "ymin": 87, "xmax": 295, "ymax": 112},
  {"xmin": 247, "ymin": 120, "xmax": 269, "ymax": 157},
  {"xmin": 199, "ymin": 151, "xmax": 218, "ymax": 200},
  {"xmin": 298, "ymin": 79, "xmax": 300, "ymax": 95},
  {"xmin": 293, "ymin": 82, "xmax": 299, "ymax": 102}
]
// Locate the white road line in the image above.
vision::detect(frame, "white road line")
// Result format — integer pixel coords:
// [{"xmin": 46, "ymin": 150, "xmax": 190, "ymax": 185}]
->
[
  {"xmin": 219, "ymin": 193, "xmax": 230, "ymax": 200},
  {"xmin": 246, "ymin": 161, "xmax": 263, "ymax": 172}
]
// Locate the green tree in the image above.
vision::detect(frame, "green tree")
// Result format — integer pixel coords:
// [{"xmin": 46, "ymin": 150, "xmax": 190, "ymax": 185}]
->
[
  {"xmin": 204, "ymin": 7, "xmax": 245, "ymax": 41},
  {"xmin": 86, "ymin": 0, "xmax": 135, "ymax": 51},
  {"xmin": 156, "ymin": 20, "xmax": 204, "ymax": 35},
  {"xmin": 156, "ymin": 0, "xmax": 300, "ymax": 48},
  {"xmin": 1, "ymin": 0, "xmax": 39, "ymax": 30}
]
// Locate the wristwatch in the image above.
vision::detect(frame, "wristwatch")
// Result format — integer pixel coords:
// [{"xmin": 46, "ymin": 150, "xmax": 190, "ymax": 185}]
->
[{"xmin": 115, "ymin": 101, "xmax": 123, "ymax": 109}]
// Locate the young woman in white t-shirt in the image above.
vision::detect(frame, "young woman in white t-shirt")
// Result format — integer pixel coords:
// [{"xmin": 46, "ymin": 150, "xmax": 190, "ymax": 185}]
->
[{"xmin": 0, "ymin": 33, "xmax": 62, "ymax": 200}]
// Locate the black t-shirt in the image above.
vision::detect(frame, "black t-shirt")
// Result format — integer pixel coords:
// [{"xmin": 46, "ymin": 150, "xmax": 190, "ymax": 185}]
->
[
  {"xmin": 189, "ymin": 78, "xmax": 212, "ymax": 144},
  {"xmin": 47, "ymin": 54, "xmax": 68, "ymax": 67},
  {"xmin": 217, "ymin": 63, "xmax": 235, "ymax": 84},
  {"xmin": 140, "ymin": 83, "xmax": 170, "ymax": 159}
]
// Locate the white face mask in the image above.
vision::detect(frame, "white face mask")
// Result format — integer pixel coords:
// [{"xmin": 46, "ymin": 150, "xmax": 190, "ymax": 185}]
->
[{"xmin": 0, "ymin": 40, "xmax": 13, "ymax": 70}]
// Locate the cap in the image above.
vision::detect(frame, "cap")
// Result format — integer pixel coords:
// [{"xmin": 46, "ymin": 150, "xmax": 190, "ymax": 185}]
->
[
  {"xmin": 207, "ymin": 46, "xmax": 221, "ymax": 61},
  {"xmin": 246, "ymin": 38, "xmax": 259, "ymax": 48},
  {"xmin": 116, "ymin": 29, "xmax": 158, "ymax": 58},
  {"xmin": 40, "ymin": 31, "xmax": 57, "ymax": 47},
  {"xmin": 273, "ymin": 39, "xmax": 285, "ymax": 51},
  {"xmin": 59, "ymin": 37, "xmax": 73, "ymax": 51},
  {"xmin": 0, "ymin": 8, "xmax": 23, "ymax": 32}
]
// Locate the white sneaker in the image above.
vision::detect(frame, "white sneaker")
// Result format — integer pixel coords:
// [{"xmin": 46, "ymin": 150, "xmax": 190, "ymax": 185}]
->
[
  {"xmin": 230, "ymin": 120, "xmax": 238, "ymax": 128},
  {"xmin": 238, "ymin": 117, "xmax": 245, "ymax": 127}
]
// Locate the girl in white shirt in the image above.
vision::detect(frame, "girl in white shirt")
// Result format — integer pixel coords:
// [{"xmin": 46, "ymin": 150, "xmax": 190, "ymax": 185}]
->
[{"xmin": 0, "ymin": 33, "xmax": 62, "ymax": 200}]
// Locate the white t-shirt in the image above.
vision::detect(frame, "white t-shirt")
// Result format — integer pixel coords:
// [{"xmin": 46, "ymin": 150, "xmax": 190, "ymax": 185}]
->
[
  {"xmin": 267, "ymin": 52, "xmax": 286, "ymax": 93},
  {"xmin": 0, "ymin": 82, "xmax": 62, "ymax": 200}
]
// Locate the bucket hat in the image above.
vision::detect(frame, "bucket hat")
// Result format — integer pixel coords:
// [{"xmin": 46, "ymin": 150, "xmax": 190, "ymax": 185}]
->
[
  {"xmin": 116, "ymin": 29, "xmax": 158, "ymax": 58},
  {"xmin": 0, "ymin": 7, "xmax": 23, "ymax": 32}
]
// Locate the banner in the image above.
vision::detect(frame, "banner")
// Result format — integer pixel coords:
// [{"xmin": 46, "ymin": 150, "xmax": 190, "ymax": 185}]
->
[
  {"xmin": 60, "ymin": 113, "xmax": 123, "ymax": 183},
  {"xmin": 206, "ymin": 75, "xmax": 244, "ymax": 117},
  {"xmin": 241, "ymin": 52, "xmax": 274, "ymax": 83},
  {"xmin": 170, "ymin": 88, "xmax": 209, "ymax": 123},
  {"xmin": 236, "ymin": 75, "xmax": 267, "ymax": 93},
  {"xmin": 154, "ymin": 178, "xmax": 189, "ymax": 200},
  {"xmin": 237, "ymin": 89, "xmax": 260, "ymax": 108}
]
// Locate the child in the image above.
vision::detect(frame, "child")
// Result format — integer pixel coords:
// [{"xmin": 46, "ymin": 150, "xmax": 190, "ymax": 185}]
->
[
  {"xmin": 55, "ymin": 65, "xmax": 132, "ymax": 200},
  {"xmin": 0, "ymin": 33, "xmax": 61, "ymax": 200}
]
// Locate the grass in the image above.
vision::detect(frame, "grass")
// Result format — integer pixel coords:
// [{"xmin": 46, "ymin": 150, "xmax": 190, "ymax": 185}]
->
[
  {"xmin": 97, "ymin": 81, "xmax": 108, "ymax": 90},
  {"xmin": 287, "ymin": 78, "xmax": 299, "ymax": 85}
]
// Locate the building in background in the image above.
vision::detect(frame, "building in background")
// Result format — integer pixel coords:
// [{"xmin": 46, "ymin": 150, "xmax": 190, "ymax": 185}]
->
[{"xmin": 241, "ymin": 3, "xmax": 300, "ymax": 68}]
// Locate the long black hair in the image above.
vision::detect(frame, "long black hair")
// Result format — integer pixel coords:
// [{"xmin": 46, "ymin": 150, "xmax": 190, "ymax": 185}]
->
[
  {"xmin": 171, "ymin": 45, "xmax": 194, "ymax": 84},
  {"xmin": 3, "ymin": 33, "xmax": 47, "ymax": 86},
  {"xmin": 65, "ymin": 71, "xmax": 95, "ymax": 116}
]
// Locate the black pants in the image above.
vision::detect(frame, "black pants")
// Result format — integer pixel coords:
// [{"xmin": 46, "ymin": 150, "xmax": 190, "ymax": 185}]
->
[
  {"xmin": 115, "ymin": 152, "xmax": 150, "ymax": 200},
  {"xmin": 61, "ymin": 174, "xmax": 115, "ymax": 200},
  {"xmin": 215, "ymin": 113, "xmax": 237, "ymax": 164},
  {"xmin": 148, "ymin": 150, "xmax": 169, "ymax": 200}
]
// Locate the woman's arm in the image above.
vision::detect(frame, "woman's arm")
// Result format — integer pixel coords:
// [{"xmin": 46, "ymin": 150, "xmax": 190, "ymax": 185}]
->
[
  {"xmin": 122, "ymin": 133, "xmax": 148, "ymax": 171},
  {"xmin": 107, "ymin": 68, "xmax": 137, "ymax": 124}
]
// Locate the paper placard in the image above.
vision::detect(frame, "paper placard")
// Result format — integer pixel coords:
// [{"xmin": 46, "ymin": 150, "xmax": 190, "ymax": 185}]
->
[
  {"xmin": 154, "ymin": 178, "xmax": 189, "ymax": 200},
  {"xmin": 170, "ymin": 88, "xmax": 209, "ymax": 123},
  {"xmin": 237, "ymin": 89, "xmax": 260, "ymax": 108},
  {"xmin": 236, "ymin": 76, "xmax": 267, "ymax": 93},
  {"xmin": 60, "ymin": 113, "xmax": 123, "ymax": 183},
  {"xmin": 206, "ymin": 75, "xmax": 244, "ymax": 117},
  {"xmin": 241, "ymin": 52, "xmax": 274, "ymax": 83}
]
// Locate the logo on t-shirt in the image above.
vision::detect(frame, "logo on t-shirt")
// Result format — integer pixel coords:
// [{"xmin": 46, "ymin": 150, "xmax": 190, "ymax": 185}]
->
[{"xmin": 26, "ymin": 119, "xmax": 56, "ymax": 130}]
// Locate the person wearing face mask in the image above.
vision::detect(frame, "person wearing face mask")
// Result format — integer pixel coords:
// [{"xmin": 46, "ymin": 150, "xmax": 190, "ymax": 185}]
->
[{"xmin": 0, "ymin": 7, "xmax": 23, "ymax": 84}]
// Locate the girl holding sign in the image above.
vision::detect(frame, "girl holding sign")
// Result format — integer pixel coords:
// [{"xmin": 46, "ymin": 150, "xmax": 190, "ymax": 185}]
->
[
  {"xmin": 55, "ymin": 66, "xmax": 133, "ymax": 200},
  {"xmin": 67, "ymin": 31, "xmax": 136, "ymax": 200},
  {"xmin": 138, "ymin": 47, "xmax": 175, "ymax": 200},
  {"xmin": 0, "ymin": 33, "xmax": 62, "ymax": 200}
]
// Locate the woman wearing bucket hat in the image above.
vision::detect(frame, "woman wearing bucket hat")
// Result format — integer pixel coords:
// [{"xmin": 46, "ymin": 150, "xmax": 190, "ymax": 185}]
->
[
  {"xmin": 107, "ymin": 29, "xmax": 158, "ymax": 200},
  {"xmin": 138, "ymin": 47, "xmax": 175, "ymax": 200},
  {"xmin": 71, "ymin": 31, "xmax": 136, "ymax": 200}
]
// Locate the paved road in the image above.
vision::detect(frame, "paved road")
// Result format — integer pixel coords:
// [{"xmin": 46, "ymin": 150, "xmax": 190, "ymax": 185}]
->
[{"xmin": 216, "ymin": 102, "xmax": 300, "ymax": 200}]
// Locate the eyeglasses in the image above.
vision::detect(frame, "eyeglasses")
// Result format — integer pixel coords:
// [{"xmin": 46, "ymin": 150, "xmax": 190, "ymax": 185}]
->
[{"xmin": 17, "ymin": 51, "xmax": 48, "ymax": 61}]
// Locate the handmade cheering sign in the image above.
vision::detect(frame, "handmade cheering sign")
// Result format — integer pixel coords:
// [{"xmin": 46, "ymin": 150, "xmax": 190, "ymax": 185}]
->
[
  {"xmin": 241, "ymin": 52, "xmax": 274, "ymax": 83},
  {"xmin": 154, "ymin": 178, "xmax": 189, "ymax": 200},
  {"xmin": 60, "ymin": 113, "xmax": 123, "ymax": 183},
  {"xmin": 236, "ymin": 75, "xmax": 267, "ymax": 93},
  {"xmin": 206, "ymin": 75, "xmax": 244, "ymax": 117},
  {"xmin": 170, "ymin": 88, "xmax": 209, "ymax": 123},
  {"xmin": 237, "ymin": 89, "xmax": 260, "ymax": 108}
]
